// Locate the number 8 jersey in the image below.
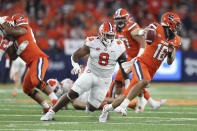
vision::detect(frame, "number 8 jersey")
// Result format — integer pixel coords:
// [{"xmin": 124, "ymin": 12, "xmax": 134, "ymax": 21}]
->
[
  {"xmin": 85, "ymin": 36, "xmax": 126, "ymax": 78},
  {"xmin": 138, "ymin": 22, "xmax": 181, "ymax": 71}
]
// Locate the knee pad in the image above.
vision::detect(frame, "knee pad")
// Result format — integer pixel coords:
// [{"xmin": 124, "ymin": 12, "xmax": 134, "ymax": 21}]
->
[
  {"xmin": 28, "ymin": 89, "xmax": 38, "ymax": 98},
  {"xmin": 36, "ymin": 81, "xmax": 47, "ymax": 91}
]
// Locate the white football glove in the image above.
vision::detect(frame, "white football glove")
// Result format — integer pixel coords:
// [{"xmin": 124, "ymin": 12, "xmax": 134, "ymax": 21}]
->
[
  {"xmin": 121, "ymin": 58, "xmax": 136, "ymax": 74},
  {"xmin": 71, "ymin": 56, "xmax": 81, "ymax": 75}
]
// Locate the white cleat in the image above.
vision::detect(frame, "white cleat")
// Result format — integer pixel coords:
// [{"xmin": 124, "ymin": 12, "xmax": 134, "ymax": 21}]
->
[
  {"xmin": 150, "ymin": 99, "xmax": 167, "ymax": 110},
  {"xmin": 114, "ymin": 106, "xmax": 127, "ymax": 116},
  {"xmin": 135, "ymin": 96, "xmax": 147, "ymax": 113},
  {"xmin": 40, "ymin": 109, "xmax": 55, "ymax": 121},
  {"xmin": 99, "ymin": 105, "xmax": 109, "ymax": 123}
]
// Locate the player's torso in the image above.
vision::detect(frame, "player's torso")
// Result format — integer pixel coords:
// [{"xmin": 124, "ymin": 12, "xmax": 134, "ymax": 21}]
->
[
  {"xmin": 15, "ymin": 25, "xmax": 48, "ymax": 66},
  {"xmin": 139, "ymin": 23, "xmax": 180, "ymax": 71},
  {"xmin": 86, "ymin": 37, "xmax": 125, "ymax": 78},
  {"xmin": 115, "ymin": 21, "xmax": 140, "ymax": 59}
]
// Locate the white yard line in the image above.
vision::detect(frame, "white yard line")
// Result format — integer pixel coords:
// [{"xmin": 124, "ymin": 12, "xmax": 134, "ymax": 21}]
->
[
  {"xmin": 0, "ymin": 129, "xmax": 94, "ymax": 131},
  {"xmin": 1, "ymin": 121, "xmax": 197, "ymax": 127},
  {"xmin": 0, "ymin": 104, "xmax": 196, "ymax": 110},
  {"xmin": 0, "ymin": 108, "xmax": 197, "ymax": 114},
  {"xmin": 0, "ymin": 115, "xmax": 197, "ymax": 120}
]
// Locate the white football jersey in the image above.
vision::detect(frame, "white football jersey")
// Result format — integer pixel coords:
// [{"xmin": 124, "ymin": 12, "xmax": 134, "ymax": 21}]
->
[{"xmin": 85, "ymin": 36, "xmax": 125, "ymax": 78}]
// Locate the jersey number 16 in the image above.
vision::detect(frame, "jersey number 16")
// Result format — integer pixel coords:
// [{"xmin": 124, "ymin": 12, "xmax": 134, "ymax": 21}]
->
[{"xmin": 153, "ymin": 43, "xmax": 168, "ymax": 61}]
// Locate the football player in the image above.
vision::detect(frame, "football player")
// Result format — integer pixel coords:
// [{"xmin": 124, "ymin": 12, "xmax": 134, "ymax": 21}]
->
[
  {"xmin": 99, "ymin": 11, "xmax": 181, "ymax": 122},
  {"xmin": 0, "ymin": 14, "xmax": 58, "ymax": 113},
  {"xmin": 112, "ymin": 8, "xmax": 166, "ymax": 113},
  {"xmin": 40, "ymin": 22, "xmax": 131, "ymax": 121}
]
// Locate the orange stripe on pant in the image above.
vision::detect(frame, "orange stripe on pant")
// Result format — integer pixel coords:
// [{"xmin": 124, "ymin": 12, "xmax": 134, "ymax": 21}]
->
[{"xmin": 23, "ymin": 57, "xmax": 48, "ymax": 94}]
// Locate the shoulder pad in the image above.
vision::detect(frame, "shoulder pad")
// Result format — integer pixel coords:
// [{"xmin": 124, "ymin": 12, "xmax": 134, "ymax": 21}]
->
[
  {"xmin": 127, "ymin": 21, "xmax": 138, "ymax": 31},
  {"xmin": 85, "ymin": 36, "xmax": 98, "ymax": 47},
  {"xmin": 149, "ymin": 22, "xmax": 158, "ymax": 29}
]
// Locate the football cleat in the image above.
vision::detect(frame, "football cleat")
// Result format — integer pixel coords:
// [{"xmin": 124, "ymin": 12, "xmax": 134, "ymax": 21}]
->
[
  {"xmin": 99, "ymin": 105, "xmax": 109, "ymax": 123},
  {"xmin": 150, "ymin": 99, "xmax": 167, "ymax": 110},
  {"xmin": 40, "ymin": 109, "xmax": 55, "ymax": 121},
  {"xmin": 114, "ymin": 106, "xmax": 127, "ymax": 116},
  {"xmin": 135, "ymin": 96, "xmax": 147, "ymax": 113},
  {"xmin": 12, "ymin": 90, "xmax": 17, "ymax": 97}
]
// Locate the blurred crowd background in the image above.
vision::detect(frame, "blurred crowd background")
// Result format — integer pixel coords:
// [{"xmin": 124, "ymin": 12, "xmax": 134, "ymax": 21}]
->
[{"xmin": 0, "ymin": 0, "xmax": 197, "ymax": 51}]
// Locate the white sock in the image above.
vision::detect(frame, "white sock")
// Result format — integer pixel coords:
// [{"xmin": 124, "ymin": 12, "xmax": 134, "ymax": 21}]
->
[
  {"xmin": 48, "ymin": 92, "xmax": 58, "ymax": 100},
  {"xmin": 148, "ymin": 97, "xmax": 156, "ymax": 106},
  {"xmin": 120, "ymin": 98, "xmax": 130, "ymax": 109},
  {"xmin": 41, "ymin": 101, "xmax": 49, "ymax": 109},
  {"xmin": 105, "ymin": 104, "xmax": 114, "ymax": 111}
]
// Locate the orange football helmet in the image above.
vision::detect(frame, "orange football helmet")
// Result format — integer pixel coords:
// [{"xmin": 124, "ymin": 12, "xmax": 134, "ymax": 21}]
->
[
  {"xmin": 12, "ymin": 13, "xmax": 28, "ymax": 26},
  {"xmin": 114, "ymin": 8, "xmax": 129, "ymax": 29},
  {"xmin": 99, "ymin": 22, "xmax": 115, "ymax": 47},
  {"xmin": 161, "ymin": 12, "xmax": 182, "ymax": 33}
]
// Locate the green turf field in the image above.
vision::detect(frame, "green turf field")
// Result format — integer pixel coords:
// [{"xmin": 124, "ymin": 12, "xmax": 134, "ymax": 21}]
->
[{"xmin": 0, "ymin": 83, "xmax": 197, "ymax": 131}]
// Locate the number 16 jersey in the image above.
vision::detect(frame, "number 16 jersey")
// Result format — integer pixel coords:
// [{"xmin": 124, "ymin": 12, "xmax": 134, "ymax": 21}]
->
[
  {"xmin": 138, "ymin": 22, "xmax": 181, "ymax": 72},
  {"xmin": 85, "ymin": 36, "xmax": 125, "ymax": 78}
]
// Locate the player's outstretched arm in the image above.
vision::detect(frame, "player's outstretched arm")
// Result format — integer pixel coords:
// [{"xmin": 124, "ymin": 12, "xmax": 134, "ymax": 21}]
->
[
  {"xmin": 167, "ymin": 43, "xmax": 175, "ymax": 65},
  {"xmin": 1, "ymin": 22, "xmax": 27, "ymax": 37},
  {"xmin": 130, "ymin": 28, "xmax": 146, "ymax": 48},
  {"xmin": 72, "ymin": 45, "xmax": 90, "ymax": 62},
  {"xmin": 71, "ymin": 45, "xmax": 90, "ymax": 75}
]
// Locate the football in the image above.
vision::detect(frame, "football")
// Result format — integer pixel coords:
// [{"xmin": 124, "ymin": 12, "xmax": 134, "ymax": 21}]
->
[
  {"xmin": 145, "ymin": 28, "xmax": 156, "ymax": 45},
  {"xmin": 6, "ymin": 43, "xmax": 18, "ymax": 60}
]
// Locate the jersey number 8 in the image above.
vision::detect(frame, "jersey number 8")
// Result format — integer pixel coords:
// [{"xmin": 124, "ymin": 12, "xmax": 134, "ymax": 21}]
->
[{"xmin": 99, "ymin": 53, "xmax": 109, "ymax": 66}]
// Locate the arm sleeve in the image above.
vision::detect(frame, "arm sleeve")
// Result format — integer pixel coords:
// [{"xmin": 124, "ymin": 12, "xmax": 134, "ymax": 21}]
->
[{"xmin": 117, "ymin": 53, "xmax": 129, "ymax": 80}]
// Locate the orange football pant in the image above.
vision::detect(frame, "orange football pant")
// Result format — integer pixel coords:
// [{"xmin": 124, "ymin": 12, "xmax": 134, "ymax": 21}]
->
[
  {"xmin": 124, "ymin": 59, "xmax": 156, "ymax": 96},
  {"xmin": 23, "ymin": 57, "xmax": 48, "ymax": 94}
]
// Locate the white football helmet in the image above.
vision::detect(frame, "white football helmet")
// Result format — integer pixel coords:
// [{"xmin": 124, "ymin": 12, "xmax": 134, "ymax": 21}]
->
[
  {"xmin": 99, "ymin": 22, "xmax": 115, "ymax": 47},
  {"xmin": 47, "ymin": 79, "xmax": 63, "ymax": 98},
  {"xmin": 60, "ymin": 78, "xmax": 73, "ymax": 94}
]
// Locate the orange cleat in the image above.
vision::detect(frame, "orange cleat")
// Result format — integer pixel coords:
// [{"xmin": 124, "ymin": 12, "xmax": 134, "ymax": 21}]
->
[{"xmin": 12, "ymin": 90, "xmax": 17, "ymax": 97}]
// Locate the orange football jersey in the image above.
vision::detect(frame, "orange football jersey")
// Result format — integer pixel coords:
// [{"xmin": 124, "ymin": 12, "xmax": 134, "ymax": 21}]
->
[
  {"xmin": 138, "ymin": 22, "xmax": 181, "ymax": 71},
  {"xmin": 114, "ymin": 20, "xmax": 140, "ymax": 59},
  {"xmin": 15, "ymin": 25, "xmax": 48, "ymax": 66}
]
